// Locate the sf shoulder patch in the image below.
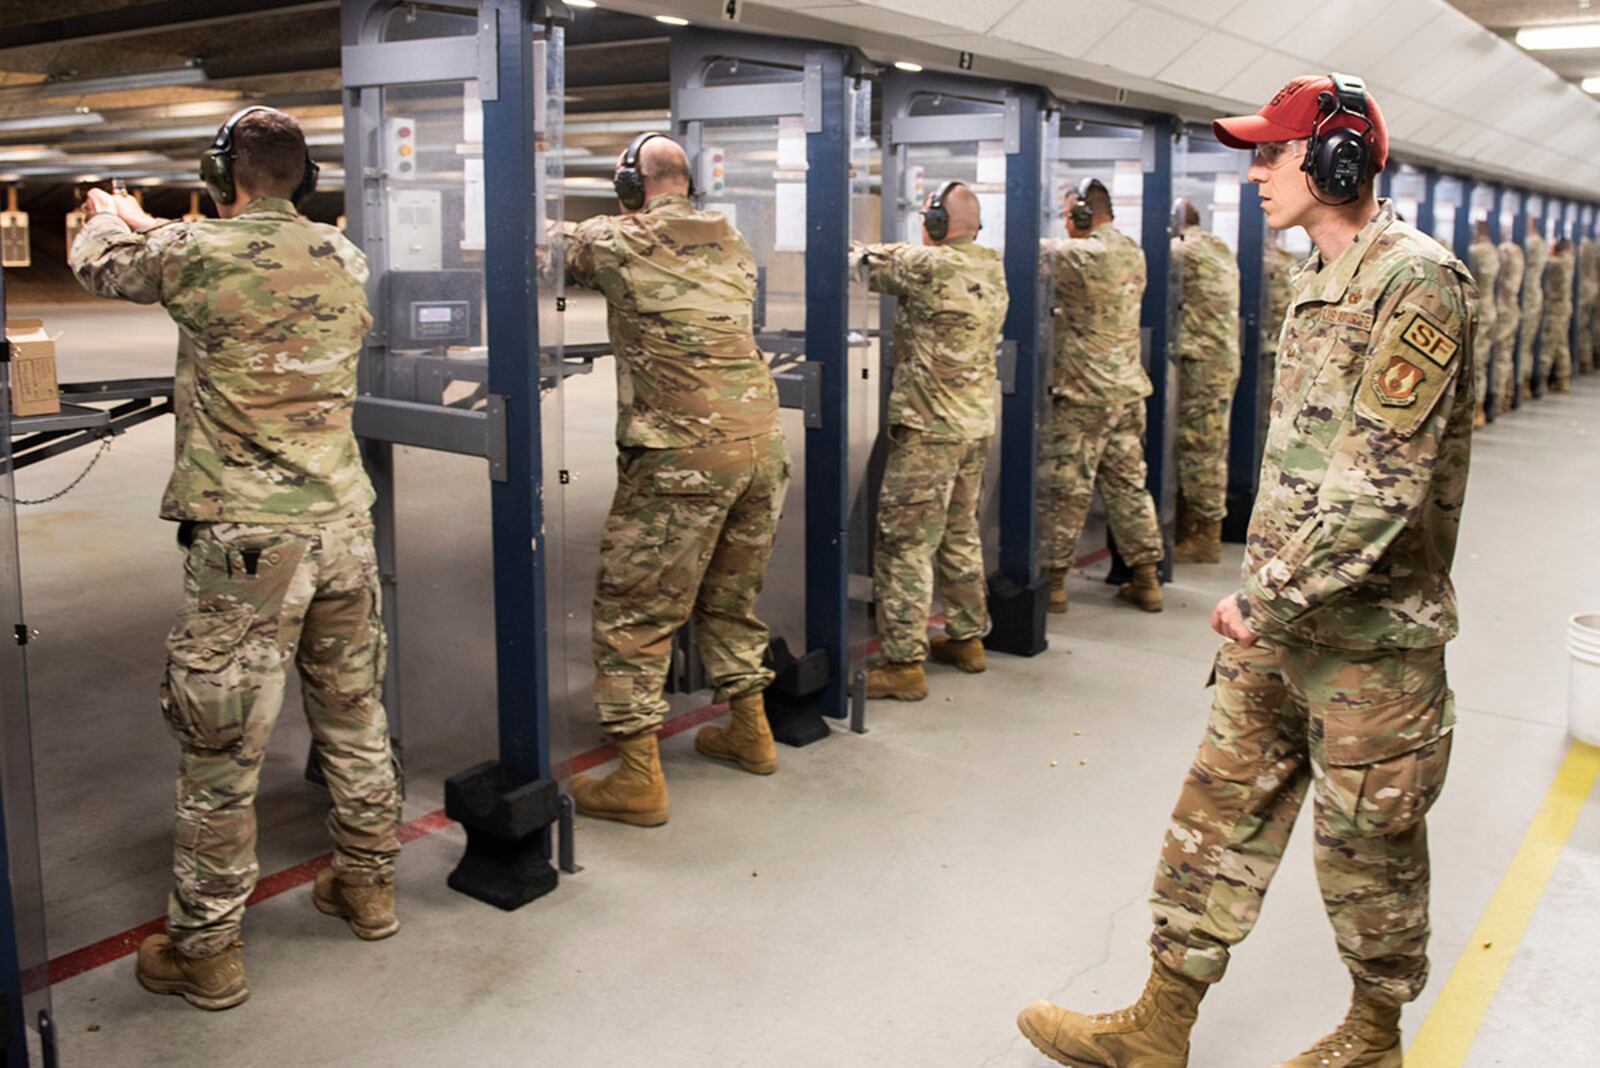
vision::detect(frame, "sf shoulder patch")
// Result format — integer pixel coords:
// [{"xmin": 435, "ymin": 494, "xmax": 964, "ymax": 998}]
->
[
  {"xmin": 1355, "ymin": 304, "xmax": 1464, "ymax": 438},
  {"xmin": 1399, "ymin": 311, "xmax": 1459, "ymax": 367}
]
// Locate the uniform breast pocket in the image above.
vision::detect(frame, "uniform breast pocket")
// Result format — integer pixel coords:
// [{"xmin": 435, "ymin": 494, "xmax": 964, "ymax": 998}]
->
[{"xmin": 1291, "ymin": 326, "xmax": 1366, "ymax": 446}]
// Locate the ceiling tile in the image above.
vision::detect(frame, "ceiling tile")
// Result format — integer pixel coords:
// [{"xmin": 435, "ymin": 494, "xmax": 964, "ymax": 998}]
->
[
  {"xmin": 1156, "ymin": 30, "xmax": 1266, "ymax": 96},
  {"xmin": 1220, "ymin": 0, "xmax": 1325, "ymax": 47},
  {"xmin": 848, "ymin": 0, "xmax": 997, "ymax": 33},
  {"xmin": 1085, "ymin": 7, "xmax": 1204, "ymax": 79},
  {"xmin": 988, "ymin": 0, "xmax": 1136, "ymax": 61},
  {"xmin": 1216, "ymin": 49, "xmax": 1313, "ymax": 105},
  {"xmin": 1140, "ymin": 0, "xmax": 1245, "ymax": 25}
]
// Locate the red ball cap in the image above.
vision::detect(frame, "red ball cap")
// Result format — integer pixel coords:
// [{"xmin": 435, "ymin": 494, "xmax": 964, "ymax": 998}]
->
[{"xmin": 1213, "ymin": 74, "xmax": 1388, "ymax": 173}]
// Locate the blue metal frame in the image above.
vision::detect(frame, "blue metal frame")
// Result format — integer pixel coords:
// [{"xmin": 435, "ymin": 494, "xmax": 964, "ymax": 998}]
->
[
  {"xmin": 483, "ymin": 0, "xmax": 552, "ymax": 784},
  {"xmin": 670, "ymin": 30, "xmax": 857, "ymax": 720},
  {"xmin": 1417, "ymin": 169, "xmax": 1438, "ymax": 238},
  {"xmin": 804, "ymin": 49, "xmax": 852, "ymax": 719},
  {"xmin": 1453, "ymin": 177, "xmax": 1474, "ymax": 263},
  {"xmin": 1000, "ymin": 90, "xmax": 1046, "ymax": 588},
  {"xmin": 1225, "ymin": 179, "xmax": 1266, "ymax": 543},
  {"xmin": 1140, "ymin": 116, "xmax": 1177, "ymax": 576},
  {"xmin": 1485, "ymin": 184, "xmax": 1505, "ymax": 421}
]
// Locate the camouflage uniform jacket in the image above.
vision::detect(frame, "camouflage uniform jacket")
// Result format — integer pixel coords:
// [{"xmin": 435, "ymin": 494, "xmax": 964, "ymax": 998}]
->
[
  {"xmin": 1466, "ymin": 237, "xmax": 1499, "ymax": 334},
  {"xmin": 1174, "ymin": 227, "xmax": 1240, "ymax": 367},
  {"xmin": 1581, "ymin": 239, "xmax": 1600, "ymax": 304},
  {"xmin": 853, "ymin": 237, "xmax": 1008, "ymax": 441},
  {"xmin": 1045, "ymin": 222, "xmax": 1149, "ymax": 405},
  {"xmin": 69, "ymin": 198, "xmax": 375, "ymax": 524},
  {"xmin": 1496, "ymin": 241, "xmax": 1525, "ymax": 315},
  {"xmin": 1521, "ymin": 233, "xmax": 1549, "ymax": 308},
  {"xmin": 1236, "ymin": 202, "xmax": 1476, "ymax": 650},
  {"xmin": 1543, "ymin": 246, "xmax": 1575, "ymax": 313},
  {"xmin": 562, "ymin": 194, "xmax": 779, "ymax": 448}
]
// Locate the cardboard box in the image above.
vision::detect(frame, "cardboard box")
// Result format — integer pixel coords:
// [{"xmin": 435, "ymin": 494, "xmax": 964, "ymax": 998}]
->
[{"xmin": 4, "ymin": 319, "xmax": 61, "ymax": 417}]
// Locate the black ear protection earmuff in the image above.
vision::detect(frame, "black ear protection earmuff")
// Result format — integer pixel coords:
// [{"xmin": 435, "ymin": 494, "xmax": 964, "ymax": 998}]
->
[
  {"xmin": 614, "ymin": 131, "xmax": 697, "ymax": 211},
  {"xmin": 921, "ymin": 180, "xmax": 963, "ymax": 242},
  {"xmin": 200, "ymin": 105, "xmax": 319, "ymax": 208},
  {"xmin": 1069, "ymin": 177, "xmax": 1106, "ymax": 232},
  {"xmin": 1302, "ymin": 72, "xmax": 1373, "ymax": 203}
]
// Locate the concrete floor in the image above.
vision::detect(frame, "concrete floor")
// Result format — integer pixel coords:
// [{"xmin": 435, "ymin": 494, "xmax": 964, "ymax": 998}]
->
[{"xmin": 7, "ymin": 300, "xmax": 1599, "ymax": 1066}]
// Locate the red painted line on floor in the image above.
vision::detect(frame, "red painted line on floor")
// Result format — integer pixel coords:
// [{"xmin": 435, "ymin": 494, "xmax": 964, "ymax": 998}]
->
[{"xmin": 47, "ymin": 554, "xmax": 1108, "ymax": 986}]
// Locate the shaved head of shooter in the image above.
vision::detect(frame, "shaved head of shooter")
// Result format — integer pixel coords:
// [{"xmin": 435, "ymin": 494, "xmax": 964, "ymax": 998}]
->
[
  {"xmin": 925, "ymin": 183, "xmax": 982, "ymax": 244},
  {"xmin": 615, "ymin": 136, "xmax": 693, "ymax": 210}
]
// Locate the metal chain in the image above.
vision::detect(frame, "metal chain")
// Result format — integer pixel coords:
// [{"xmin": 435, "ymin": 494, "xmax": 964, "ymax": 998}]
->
[{"xmin": 1, "ymin": 435, "xmax": 114, "ymax": 505}]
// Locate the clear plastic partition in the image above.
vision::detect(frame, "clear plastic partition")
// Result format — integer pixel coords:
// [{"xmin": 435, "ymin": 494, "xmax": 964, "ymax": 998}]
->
[
  {"xmin": 1500, "ymin": 189, "xmax": 1521, "ymax": 241},
  {"xmin": 846, "ymin": 79, "xmax": 878, "ymax": 705},
  {"xmin": 1525, "ymin": 193, "xmax": 1547, "ymax": 237},
  {"xmin": 666, "ymin": 53, "xmax": 876, "ymax": 722},
  {"xmin": 892, "ymin": 93, "xmax": 1009, "ymax": 253},
  {"xmin": 1389, "ymin": 164, "xmax": 1426, "ymax": 226},
  {"xmin": 356, "ymin": 6, "xmax": 568, "ymax": 775},
  {"xmin": 1048, "ymin": 114, "xmax": 1154, "ymax": 555},
  {"xmin": 1469, "ymin": 183, "xmax": 1496, "ymax": 226},
  {"xmin": 1432, "ymin": 175, "xmax": 1463, "ymax": 248},
  {"xmin": 1173, "ymin": 134, "xmax": 1246, "ymax": 254},
  {"xmin": 0, "ymin": 268, "xmax": 51, "ymax": 1049}
]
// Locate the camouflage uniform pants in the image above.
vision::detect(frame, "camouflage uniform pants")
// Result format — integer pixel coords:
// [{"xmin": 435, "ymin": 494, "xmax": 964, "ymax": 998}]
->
[
  {"xmin": 873, "ymin": 427, "xmax": 989, "ymax": 665},
  {"xmin": 592, "ymin": 432, "xmax": 789, "ymax": 740},
  {"xmin": 1492, "ymin": 308, "xmax": 1519, "ymax": 412},
  {"xmin": 1176, "ymin": 355, "xmax": 1239, "ymax": 523},
  {"xmin": 1038, "ymin": 398, "xmax": 1163, "ymax": 572},
  {"xmin": 1541, "ymin": 306, "xmax": 1573, "ymax": 383},
  {"xmin": 1517, "ymin": 295, "xmax": 1542, "ymax": 389},
  {"xmin": 1149, "ymin": 639, "xmax": 1455, "ymax": 1004},
  {"xmin": 162, "ymin": 515, "xmax": 400, "ymax": 958}
]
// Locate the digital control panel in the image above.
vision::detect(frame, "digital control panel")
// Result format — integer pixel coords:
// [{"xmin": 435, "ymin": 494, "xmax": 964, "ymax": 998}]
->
[{"xmin": 410, "ymin": 300, "xmax": 471, "ymax": 341}]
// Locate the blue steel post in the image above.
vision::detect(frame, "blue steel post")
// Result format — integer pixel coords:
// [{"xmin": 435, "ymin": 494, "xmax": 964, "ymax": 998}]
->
[
  {"xmin": 805, "ymin": 50, "xmax": 851, "ymax": 720},
  {"xmin": 1570, "ymin": 202, "xmax": 1582, "ymax": 373},
  {"xmin": 999, "ymin": 90, "xmax": 1043, "ymax": 587},
  {"xmin": 483, "ymin": 0, "xmax": 550, "ymax": 783},
  {"xmin": 0, "ymin": 243, "xmax": 38, "ymax": 1068},
  {"xmin": 1453, "ymin": 178, "xmax": 1474, "ymax": 262},
  {"xmin": 1223, "ymin": 179, "xmax": 1265, "ymax": 543},
  {"xmin": 1512, "ymin": 192, "xmax": 1528, "ymax": 410},
  {"xmin": 1140, "ymin": 116, "xmax": 1176, "ymax": 578},
  {"xmin": 1490, "ymin": 185, "xmax": 1504, "ymax": 244},
  {"xmin": 1417, "ymin": 169, "xmax": 1437, "ymax": 242}
]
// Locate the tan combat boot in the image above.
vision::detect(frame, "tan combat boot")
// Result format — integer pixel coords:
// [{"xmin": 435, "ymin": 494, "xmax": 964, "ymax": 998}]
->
[
  {"xmin": 1552, "ymin": 377, "xmax": 1571, "ymax": 393},
  {"xmin": 929, "ymin": 634, "xmax": 986, "ymax": 673},
  {"xmin": 1173, "ymin": 519, "xmax": 1222, "ymax": 564},
  {"xmin": 1115, "ymin": 563, "xmax": 1164, "ymax": 612},
  {"xmin": 1272, "ymin": 986, "xmax": 1402, "ymax": 1068},
  {"xmin": 572, "ymin": 733, "xmax": 670, "ymax": 826},
  {"xmin": 695, "ymin": 692, "xmax": 778, "ymax": 775},
  {"xmin": 866, "ymin": 661, "xmax": 928, "ymax": 700},
  {"xmin": 1048, "ymin": 568, "xmax": 1069, "ymax": 614},
  {"xmin": 136, "ymin": 933, "xmax": 249, "ymax": 1011},
  {"xmin": 1473, "ymin": 402, "xmax": 1487, "ymax": 428},
  {"xmin": 313, "ymin": 869, "xmax": 399, "ymax": 940},
  {"xmin": 1016, "ymin": 959, "xmax": 1208, "ymax": 1067}
]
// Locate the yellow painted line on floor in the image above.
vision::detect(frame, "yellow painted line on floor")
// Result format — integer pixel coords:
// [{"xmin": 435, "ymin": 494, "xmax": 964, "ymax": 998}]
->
[{"xmin": 1407, "ymin": 739, "xmax": 1600, "ymax": 1066}]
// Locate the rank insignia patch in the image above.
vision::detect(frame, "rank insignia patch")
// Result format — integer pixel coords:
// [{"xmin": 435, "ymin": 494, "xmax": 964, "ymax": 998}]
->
[
  {"xmin": 1400, "ymin": 312, "xmax": 1459, "ymax": 367},
  {"xmin": 1375, "ymin": 355, "xmax": 1426, "ymax": 406}
]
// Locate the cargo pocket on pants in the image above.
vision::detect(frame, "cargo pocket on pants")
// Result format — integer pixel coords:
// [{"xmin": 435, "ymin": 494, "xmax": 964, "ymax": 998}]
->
[
  {"xmin": 161, "ymin": 606, "xmax": 255, "ymax": 750},
  {"xmin": 1320, "ymin": 688, "xmax": 1455, "ymax": 838}
]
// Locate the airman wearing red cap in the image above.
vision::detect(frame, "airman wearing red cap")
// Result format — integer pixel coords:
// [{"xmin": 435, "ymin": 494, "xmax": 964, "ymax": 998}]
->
[{"xmin": 1017, "ymin": 74, "xmax": 1478, "ymax": 1068}]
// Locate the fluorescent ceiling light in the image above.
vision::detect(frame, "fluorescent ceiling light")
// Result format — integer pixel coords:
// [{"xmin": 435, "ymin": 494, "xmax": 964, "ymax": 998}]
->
[
  {"xmin": 893, "ymin": 61, "xmax": 924, "ymax": 72},
  {"xmin": 0, "ymin": 111, "xmax": 104, "ymax": 133},
  {"xmin": 1584, "ymin": 76, "xmax": 1600, "ymax": 93},
  {"xmin": 655, "ymin": 15, "xmax": 689, "ymax": 26},
  {"xmin": 567, "ymin": 0, "xmax": 598, "ymax": 6},
  {"xmin": 1516, "ymin": 24, "xmax": 1600, "ymax": 51},
  {"xmin": 0, "ymin": 148, "xmax": 66, "ymax": 163}
]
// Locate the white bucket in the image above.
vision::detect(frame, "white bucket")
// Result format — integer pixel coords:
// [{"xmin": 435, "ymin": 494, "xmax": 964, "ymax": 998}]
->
[{"xmin": 1567, "ymin": 613, "xmax": 1600, "ymax": 746}]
